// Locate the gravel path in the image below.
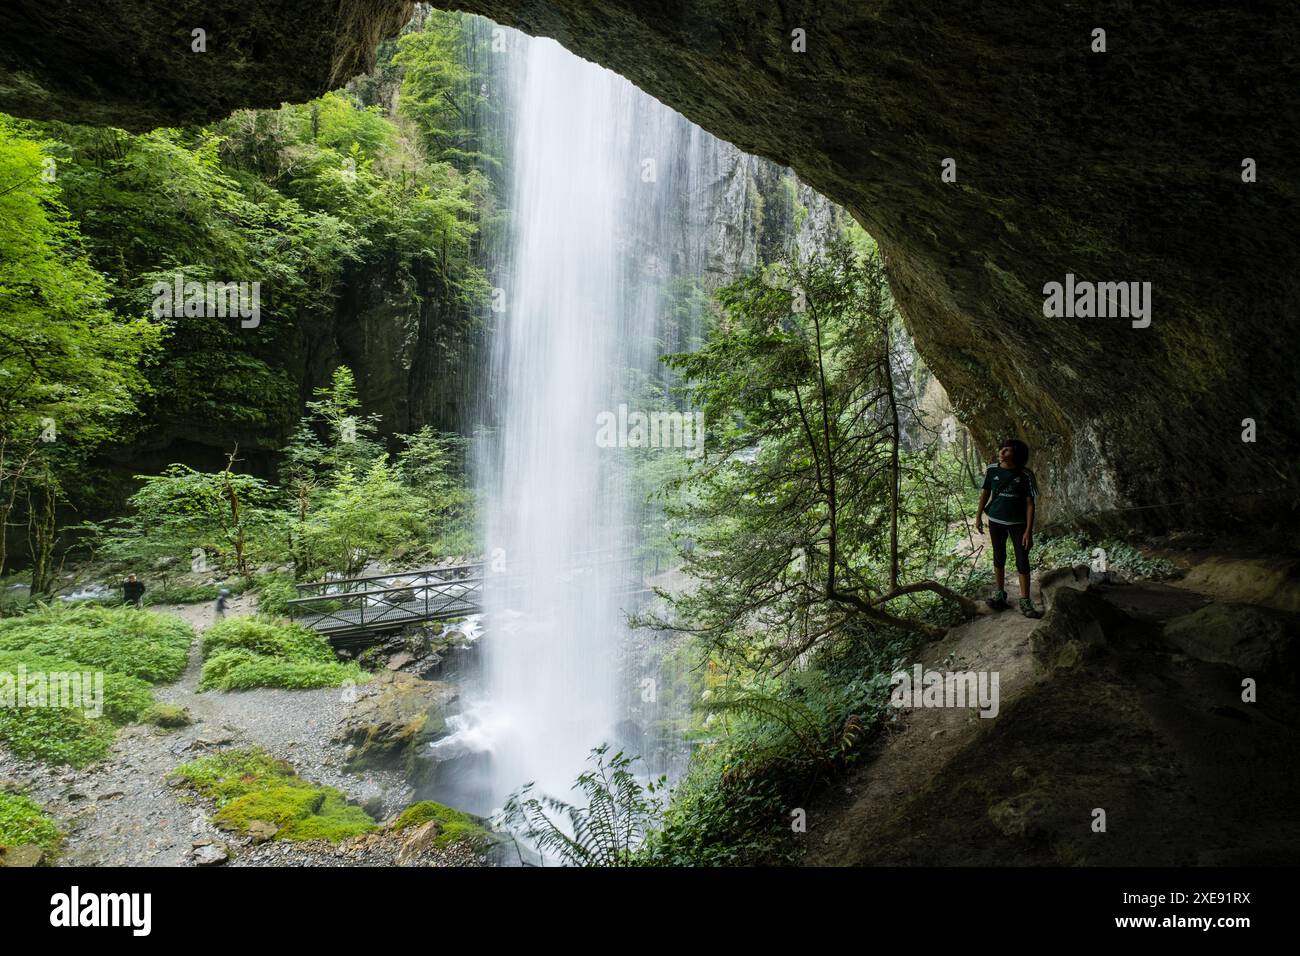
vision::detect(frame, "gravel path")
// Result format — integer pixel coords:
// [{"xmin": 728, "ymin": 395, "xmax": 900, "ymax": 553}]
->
[{"xmin": 0, "ymin": 597, "xmax": 417, "ymax": 867}]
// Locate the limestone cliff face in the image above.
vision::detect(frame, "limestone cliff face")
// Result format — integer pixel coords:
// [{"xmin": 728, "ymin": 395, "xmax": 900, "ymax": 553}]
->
[
  {"xmin": 2, "ymin": 1, "xmax": 1296, "ymax": 527},
  {"xmin": 669, "ymin": 129, "xmax": 844, "ymax": 290}
]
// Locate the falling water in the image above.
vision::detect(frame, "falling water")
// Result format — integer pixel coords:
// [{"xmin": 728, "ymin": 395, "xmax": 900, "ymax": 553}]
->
[
  {"xmin": 431, "ymin": 23, "xmax": 834, "ymax": 827},
  {"xmin": 467, "ymin": 33, "xmax": 696, "ymax": 811}
]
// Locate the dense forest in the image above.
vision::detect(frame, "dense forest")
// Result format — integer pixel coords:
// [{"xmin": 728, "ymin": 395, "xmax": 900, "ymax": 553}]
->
[{"xmin": 0, "ymin": 11, "xmax": 494, "ymax": 575}]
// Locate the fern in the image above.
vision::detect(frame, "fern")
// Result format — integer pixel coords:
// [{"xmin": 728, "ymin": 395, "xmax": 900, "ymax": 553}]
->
[
  {"xmin": 702, "ymin": 688, "xmax": 825, "ymax": 753},
  {"xmin": 497, "ymin": 746, "xmax": 665, "ymax": 866}
]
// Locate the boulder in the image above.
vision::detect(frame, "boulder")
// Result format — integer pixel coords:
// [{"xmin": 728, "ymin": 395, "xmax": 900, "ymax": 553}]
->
[
  {"xmin": 0, "ymin": 844, "xmax": 45, "ymax": 867},
  {"xmin": 335, "ymin": 671, "xmax": 457, "ymax": 774},
  {"xmin": 191, "ymin": 842, "xmax": 229, "ymax": 866},
  {"xmin": 1031, "ymin": 587, "xmax": 1132, "ymax": 669},
  {"xmin": 1163, "ymin": 603, "xmax": 1298, "ymax": 677},
  {"xmin": 246, "ymin": 820, "xmax": 278, "ymax": 844},
  {"xmin": 395, "ymin": 820, "xmax": 443, "ymax": 865}
]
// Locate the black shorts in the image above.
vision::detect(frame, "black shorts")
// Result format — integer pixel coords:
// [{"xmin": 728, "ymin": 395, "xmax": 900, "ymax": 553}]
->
[{"xmin": 989, "ymin": 521, "xmax": 1031, "ymax": 574}]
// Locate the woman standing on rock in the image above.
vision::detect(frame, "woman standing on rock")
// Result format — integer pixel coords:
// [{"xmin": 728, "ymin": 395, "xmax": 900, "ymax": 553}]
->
[{"xmin": 974, "ymin": 438, "xmax": 1042, "ymax": 618}]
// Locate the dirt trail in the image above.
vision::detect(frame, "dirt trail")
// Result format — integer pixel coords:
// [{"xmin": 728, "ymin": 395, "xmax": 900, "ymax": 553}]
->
[
  {"xmin": 804, "ymin": 605, "xmax": 1041, "ymax": 865},
  {"xmin": 0, "ymin": 597, "xmax": 409, "ymax": 866},
  {"xmin": 802, "ymin": 562, "xmax": 1300, "ymax": 866}
]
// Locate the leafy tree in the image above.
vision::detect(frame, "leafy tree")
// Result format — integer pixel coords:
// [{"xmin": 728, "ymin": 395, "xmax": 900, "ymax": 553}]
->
[
  {"xmin": 648, "ymin": 240, "xmax": 977, "ymax": 663},
  {"xmin": 121, "ymin": 457, "xmax": 283, "ymax": 576},
  {"xmin": 299, "ymin": 457, "xmax": 429, "ymax": 577},
  {"xmin": 397, "ymin": 426, "xmax": 470, "ymax": 509},
  {"xmin": 393, "ymin": 11, "xmax": 498, "ymax": 173},
  {"xmin": 0, "ymin": 116, "xmax": 156, "ymax": 587},
  {"xmin": 303, "ymin": 366, "xmax": 384, "ymax": 476}
]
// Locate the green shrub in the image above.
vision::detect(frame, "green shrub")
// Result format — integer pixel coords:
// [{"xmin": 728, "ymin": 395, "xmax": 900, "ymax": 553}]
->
[
  {"xmin": 202, "ymin": 616, "xmax": 335, "ymax": 663},
  {"xmin": 144, "ymin": 577, "xmax": 249, "ymax": 607},
  {"xmin": 0, "ymin": 701, "xmax": 118, "ymax": 767},
  {"xmin": 252, "ymin": 572, "xmax": 298, "ymax": 617},
  {"xmin": 1033, "ymin": 534, "xmax": 1180, "ymax": 580},
  {"xmin": 171, "ymin": 748, "xmax": 375, "ymax": 842},
  {"xmin": 0, "ymin": 647, "xmax": 159, "ymax": 765},
  {"xmin": 639, "ymin": 636, "xmax": 904, "ymax": 866},
  {"xmin": 0, "ymin": 792, "xmax": 63, "ymax": 857},
  {"xmin": 199, "ymin": 649, "xmax": 364, "ymax": 691},
  {"xmin": 198, "ymin": 616, "xmax": 364, "ymax": 691},
  {"xmin": 0, "ymin": 604, "xmax": 192, "ymax": 682},
  {"xmin": 0, "ymin": 649, "xmax": 154, "ymax": 722}
]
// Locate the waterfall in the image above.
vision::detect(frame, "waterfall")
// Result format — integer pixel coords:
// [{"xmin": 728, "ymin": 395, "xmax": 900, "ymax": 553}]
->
[
  {"xmin": 426, "ymin": 22, "xmax": 842, "ymax": 831},
  {"xmin": 467, "ymin": 33, "xmax": 693, "ymax": 810}
]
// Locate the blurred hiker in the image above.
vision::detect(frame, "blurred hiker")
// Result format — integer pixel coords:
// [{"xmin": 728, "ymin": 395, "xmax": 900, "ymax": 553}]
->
[
  {"xmin": 215, "ymin": 588, "xmax": 230, "ymax": 618},
  {"xmin": 974, "ymin": 438, "xmax": 1041, "ymax": 618},
  {"xmin": 122, "ymin": 574, "xmax": 146, "ymax": 607}
]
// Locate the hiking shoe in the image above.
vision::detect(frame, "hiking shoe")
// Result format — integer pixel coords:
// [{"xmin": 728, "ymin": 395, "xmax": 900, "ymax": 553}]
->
[
  {"xmin": 1019, "ymin": 597, "xmax": 1042, "ymax": 619},
  {"xmin": 986, "ymin": 589, "xmax": 1009, "ymax": 610}
]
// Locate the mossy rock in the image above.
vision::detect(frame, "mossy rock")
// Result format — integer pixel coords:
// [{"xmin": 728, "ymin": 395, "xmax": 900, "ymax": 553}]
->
[
  {"xmin": 336, "ymin": 671, "xmax": 455, "ymax": 772},
  {"xmin": 0, "ymin": 791, "xmax": 62, "ymax": 861},
  {"xmin": 172, "ymin": 747, "xmax": 375, "ymax": 843},
  {"xmin": 143, "ymin": 703, "xmax": 192, "ymax": 728},
  {"xmin": 214, "ymin": 785, "xmax": 374, "ymax": 842},
  {"xmin": 390, "ymin": 800, "xmax": 492, "ymax": 851}
]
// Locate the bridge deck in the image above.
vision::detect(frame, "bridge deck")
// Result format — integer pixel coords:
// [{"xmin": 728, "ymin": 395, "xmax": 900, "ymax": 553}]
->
[
  {"xmin": 296, "ymin": 596, "xmax": 482, "ymax": 638},
  {"xmin": 288, "ymin": 554, "xmax": 652, "ymax": 647}
]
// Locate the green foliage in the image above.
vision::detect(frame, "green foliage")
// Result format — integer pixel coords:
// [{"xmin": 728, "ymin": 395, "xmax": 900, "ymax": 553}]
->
[
  {"xmin": 298, "ymin": 457, "xmax": 432, "ymax": 578},
  {"xmin": 1033, "ymin": 534, "xmax": 1180, "ymax": 581},
  {"xmin": 0, "ymin": 700, "xmax": 117, "ymax": 766},
  {"xmin": 0, "ymin": 641, "xmax": 159, "ymax": 766},
  {"xmin": 649, "ymin": 239, "xmax": 973, "ymax": 662},
  {"xmin": 0, "ymin": 648, "xmax": 155, "ymax": 722},
  {"xmin": 0, "ymin": 116, "xmax": 159, "ymax": 590},
  {"xmin": 199, "ymin": 651, "xmax": 364, "ymax": 692},
  {"xmin": 0, "ymin": 117, "xmax": 157, "ymax": 438},
  {"xmin": 145, "ymin": 577, "xmax": 251, "ymax": 607},
  {"xmin": 82, "ymin": 362, "xmax": 476, "ymax": 589},
  {"xmin": 252, "ymin": 571, "xmax": 298, "ymax": 617},
  {"xmin": 394, "ymin": 12, "xmax": 499, "ymax": 172},
  {"xmin": 392, "ymin": 800, "xmax": 492, "ymax": 849},
  {"xmin": 500, "ymin": 746, "xmax": 665, "ymax": 867},
  {"xmin": 0, "ymin": 7, "xmax": 494, "ymax": 581},
  {"xmin": 0, "ymin": 791, "xmax": 63, "ymax": 856},
  {"xmin": 641, "ymin": 635, "xmax": 904, "ymax": 865},
  {"xmin": 198, "ymin": 615, "xmax": 364, "ymax": 691},
  {"xmin": 281, "ymin": 371, "xmax": 476, "ymax": 575},
  {"xmin": 123, "ymin": 463, "xmax": 284, "ymax": 576},
  {"xmin": 201, "ymin": 615, "xmax": 335, "ymax": 663},
  {"xmin": 0, "ymin": 604, "xmax": 192, "ymax": 682},
  {"xmin": 171, "ymin": 748, "xmax": 375, "ymax": 842},
  {"xmin": 301, "ymin": 366, "xmax": 385, "ymax": 477}
]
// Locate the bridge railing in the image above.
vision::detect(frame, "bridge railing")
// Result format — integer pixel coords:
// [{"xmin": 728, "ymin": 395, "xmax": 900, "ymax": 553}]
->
[
  {"xmin": 291, "ymin": 562, "xmax": 483, "ymax": 600},
  {"xmin": 285, "ymin": 567, "xmax": 485, "ymax": 634},
  {"xmin": 286, "ymin": 548, "xmax": 655, "ymax": 636}
]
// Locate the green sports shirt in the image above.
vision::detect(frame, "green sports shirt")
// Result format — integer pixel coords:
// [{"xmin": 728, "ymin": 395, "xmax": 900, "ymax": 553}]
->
[{"xmin": 982, "ymin": 465, "xmax": 1038, "ymax": 525}]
